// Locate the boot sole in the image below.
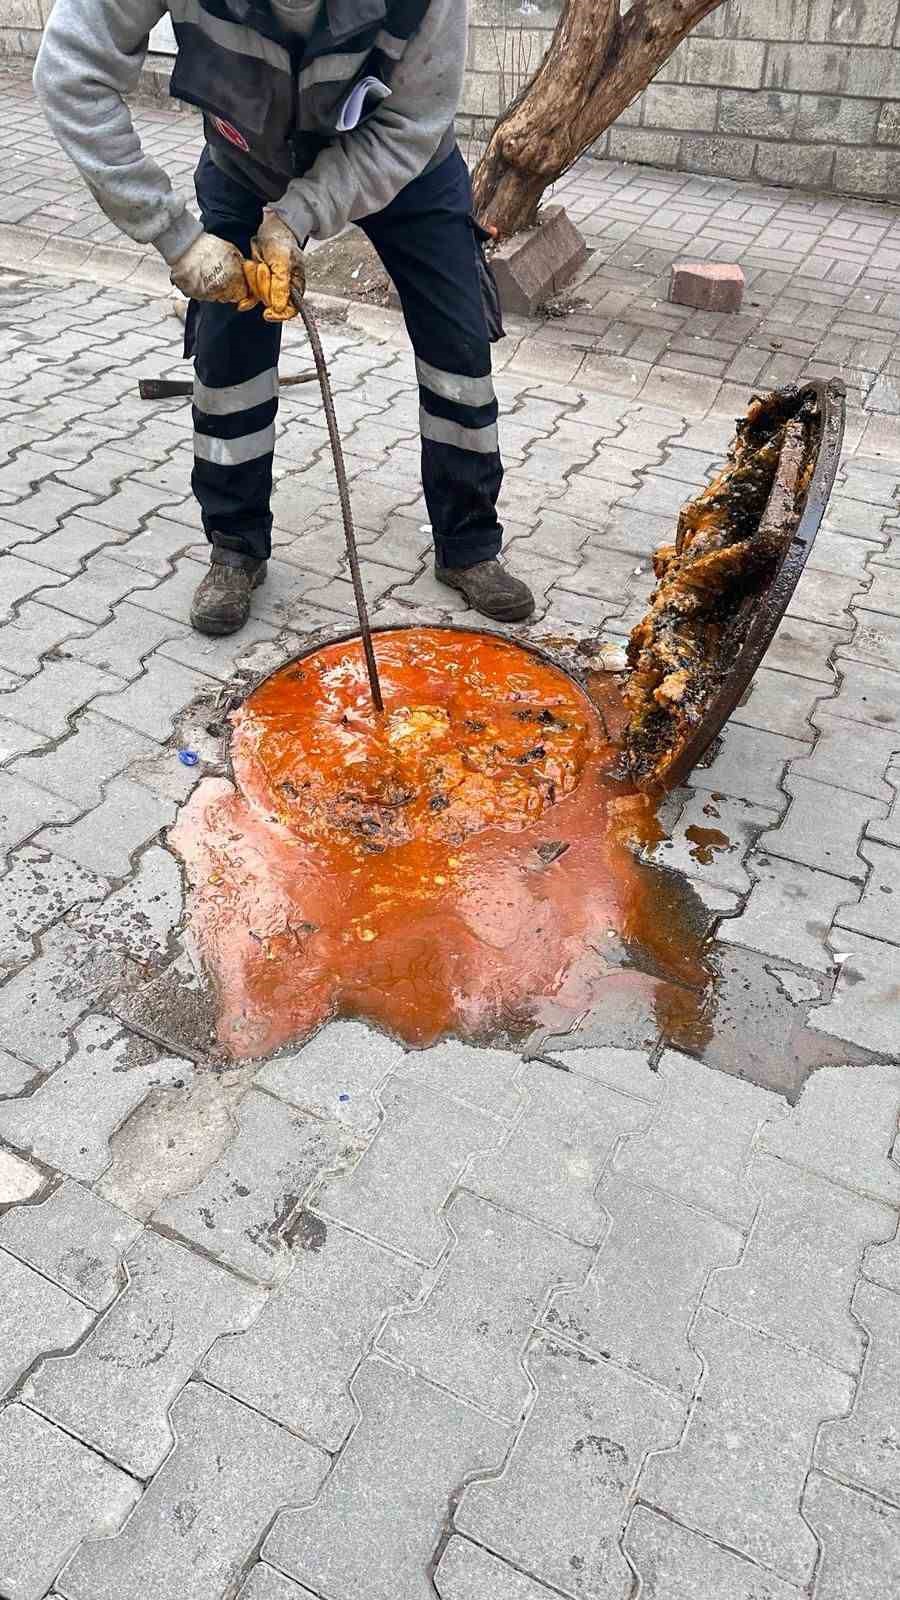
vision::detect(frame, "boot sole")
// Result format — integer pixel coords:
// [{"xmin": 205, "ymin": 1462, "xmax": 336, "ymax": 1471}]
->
[
  {"xmin": 435, "ymin": 568, "xmax": 535, "ymax": 624},
  {"xmin": 190, "ymin": 566, "xmax": 267, "ymax": 637}
]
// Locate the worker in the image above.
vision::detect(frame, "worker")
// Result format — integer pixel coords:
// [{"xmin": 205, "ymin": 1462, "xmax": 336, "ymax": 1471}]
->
[{"xmin": 34, "ymin": 0, "xmax": 536, "ymax": 636}]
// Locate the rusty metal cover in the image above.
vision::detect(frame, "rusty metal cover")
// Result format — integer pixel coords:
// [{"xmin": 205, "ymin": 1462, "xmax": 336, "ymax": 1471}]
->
[{"xmin": 639, "ymin": 377, "xmax": 846, "ymax": 791}]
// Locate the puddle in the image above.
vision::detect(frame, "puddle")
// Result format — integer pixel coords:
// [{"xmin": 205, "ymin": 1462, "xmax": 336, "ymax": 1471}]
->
[{"xmin": 171, "ymin": 627, "xmax": 715, "ymax": 1060}]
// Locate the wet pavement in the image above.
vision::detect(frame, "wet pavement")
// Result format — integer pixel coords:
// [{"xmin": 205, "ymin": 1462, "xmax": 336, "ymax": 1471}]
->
[{"xmin": 0, "ymin": 77, "xmax": 899, "ymax": 1600}]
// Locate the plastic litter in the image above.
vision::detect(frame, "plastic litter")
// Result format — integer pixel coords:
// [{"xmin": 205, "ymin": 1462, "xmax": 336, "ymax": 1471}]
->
[{"xmin": 178, "ymin": 749, "xmax": 200, "ymax": 767}]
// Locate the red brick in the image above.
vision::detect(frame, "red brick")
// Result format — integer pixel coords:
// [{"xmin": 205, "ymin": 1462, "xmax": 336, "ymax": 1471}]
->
[{"xmin": 670, "ymin": 261, "xmax": 746, "ymax": 314}]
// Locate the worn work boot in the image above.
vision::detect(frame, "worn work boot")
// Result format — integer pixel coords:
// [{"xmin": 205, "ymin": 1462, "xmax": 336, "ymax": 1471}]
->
[
  {"xmin": 190, "ymin": 553, "xmax": 267, "ymax": 636},
  {"xmin": 435, "ymin": 558, "xmax": 535, "ymax": 623}
]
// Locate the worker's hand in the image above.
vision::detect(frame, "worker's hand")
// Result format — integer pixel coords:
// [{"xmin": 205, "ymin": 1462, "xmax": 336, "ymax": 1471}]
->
[
  {"xmin": 170, "ymin": 233, "xmax": 255, "ymax": 306},
  {"xmin": 243, "ymin": 210, "xmax": 305, "ymax": 323}
]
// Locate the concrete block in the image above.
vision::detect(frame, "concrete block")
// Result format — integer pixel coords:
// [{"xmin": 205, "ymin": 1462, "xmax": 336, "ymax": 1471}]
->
[
  {"xmin": 760, "ymin": 1060, "xmax": 900, "ymax": 1204},
  {"xmin": 25, "ymin": 1231, "xmax": 264, "ymax": 1478},
  {"xmin": 759, "ymin": 774, "xmax": 884, "ymax": 881},
  {"xmin": 791, "ymin": 710, "xmax": 900, "ymax": 800},
  {"xmin": 642, "ymin": 84, "xmax": 719, "ymax": 133},
  {"xmin": 835, "ymin": 838, "xmax": 900, "ymax": 943},
  {"xmin": 0, "ymin": 1180, "xmax": 141, "ymax": 1311},
  {"xmin": 803, "ymin": 1472, "xmax": 900, "ymax": 1600},
  {"xmin": 640, "ymin": 1309, "xmax": 851, "ymax": 1584},
  {"xmin": 816, "ymin": 1279, "xmax": 900, "ymax": 1500},
  {"xmin": 717, "ymin": 89, "xmax": 798, "ymax": 140},
  {"xmin": 435, "ymin": 1538, "xmax": 558, "ymax": 1599},
  {"xmin": 680, "ymin": 135, "xmax": 757, "ymax": 180},
  {"xmin": 12, "ymin": 711, "xmax": 157, "ymax": 810},
  {"xmin": 254, "ymin": 1018, "xmax": 404, "ymax": 1136},
  {"xmin": 720, "ymin": 855, "xmax": 857, "ymax": 972},
  {"xmin": 264, "ymin": 1356, "xmax": 507, "ymax": 1600},
  {"xmin": 689, "ymin": 723, "xmax": 807, "ymax": 809},
  {"xmin": 836, "ymin": 147, "xmax": 900, "ymax": 198},
  {"xmin": 670, "ymin": 261, "xmax": 746, "ymax": 314},
  {"xmin": 35, "ymin": 776, "xmax": 176, "ymax": 877},
  {"xmin": 489, "ymin": 207, "xmax": 588, "ymax": 317},
  {"xmin": 0, "ymin": 1248, "xmax": 93, "ymax": 1399},
  {"xmin": 624, "ymin": 1505, "xmax": 802, "ymax": 1600},
  {"xmin": 456, "ymin": 1337, "xmax": 684, "ymax": 1596},
  {"xmin": 60, "ymin": 1381, "xmax": 327, "ymax": 1600},
  {"xmin": 0, "ymin": 1405, "xmax": 139, "ymax": 1600},
  {"xmin": 795, "ymin": 93, "xmax": 880, "ymax": 145},
  {"xmin": 607, "ymin": 128, "xmax": 682, "ymax": 168},
  {"xmin": 646, "ymin": 790, "xmax": 779, "ymax": 895}
]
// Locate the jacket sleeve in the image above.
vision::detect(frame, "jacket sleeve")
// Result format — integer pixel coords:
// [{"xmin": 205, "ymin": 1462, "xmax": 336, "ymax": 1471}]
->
[
  {"xmin": 33, "ymin": 0, "xmax": 203, "ymax": 264},
  {"xmin": 271, "ymin": 0, "xmax": 467, "ymax": 242}
]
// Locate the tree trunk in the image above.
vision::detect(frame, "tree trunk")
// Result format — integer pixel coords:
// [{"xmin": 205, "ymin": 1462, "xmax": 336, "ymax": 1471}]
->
[{"xmin": 473, "ymin": 0, "xmax": 727, "ymax": 240}]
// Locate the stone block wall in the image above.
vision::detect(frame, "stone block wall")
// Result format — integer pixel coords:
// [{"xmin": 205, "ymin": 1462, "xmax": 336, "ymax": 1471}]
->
[{"xmin": 6, "ymin": 0, "xmax": 900, "ymax": 201}]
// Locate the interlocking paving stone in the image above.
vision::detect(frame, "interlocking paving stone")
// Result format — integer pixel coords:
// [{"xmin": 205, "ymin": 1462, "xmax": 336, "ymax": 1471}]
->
[
  {"xmin": 0, "ymin": 716, "xmax": 47, "ymax": 763},
  {"xmin": 813, "ymin": 932, "xmax": 900, "ymax": 1055},
  {"xmin": 623, "ymin": 1506, "xmax": 802, "ymax": 1600},
  {"xmin": 0, "ymin": 1014, "xmax": 192, "ymax": 1175},
  {"xmin": 688, "ymin": 724, "xmax": 806, "ymax": 810},
  {"xmin": 764, "ymin": 617, "xmax": 847, "ymax": 683},
  {"xmin": 0, "ymin": 1249, "xmax": 93, "ymax": 1399},
  {"xmin": 265, "ymin": 1354, "xmax": 508, "ymax": 1600},
  {"xmin": 154, "ymin": 1089, "xmax": 350, "ymax": 1283},
  {"xmin": 545, "ymin": 1174, "xmax": 741, "ymax": 1396},
  {"xmin": 802, "ymin": 1473, "xmax": 900, "ymax": 1600},
  {"xmin": 0, "ymin": 927, "xmax": 124, "ymax": 1068},
  {"xmin": 13, "ymin": 517, "xmax": 123, "ymax": 576},
  {"xmin": 381, "ymin": 1192, "xmax": 590, "ymax": 1420},
  {"xmin": 758, "ymin": 774, "xmax": 884, "ymax": 880},
  {"xmin": 863, "ymin": 1225, "xmax": 900, "ymax": 1293},
  {"xmin": 0, "ymin": 600, "xmax": 93, "ymax": 678},
  {"xmin": 67, "ymin": 843, "xmax": 183, "ymax": 961},
  {"xmin": 0, "ymin": 1148, "xmax": 43, "ymax": 1203},
  {"xmin": 639, "ymin": 1308, "xmax": 852, "ymax": 1585},
  {"xmin": 827, "ymin": 658, "xmax": 900, "ymax": 731},
  {"xmin": 0, "ymin": 845, "xmax": 106, "ymax": 965},
  {"xmin": 237, "ymin": 1567, "xmax": 318, "ymax": 1600},
  {"xmin": 809, "ymin": 529, "xmax": 883, "ymax": 579},
  {"xmin": 758, "ymin": 1062, "xmax": 900, "ymax": 1204},
  {"xmin": 25, "ymin": 1231, "xmax": 264, "ymax": 1478},
  {"xmin": 815, "ymin": 1279, "xmax": 900, "ymax": 1501},
  {"xmin": 834, "ymin": 838, "xmax": 900, "ymax": 944},
  {"xmin": 61, "ymin": 602, "xmax": 186, "ymax": 679},
  {"xmin": 0, "ymin": 1180, "xmax": 142, "ymax": 1311},
  {"xmin": 96, "ymin": 656, "xmax": 216, "ymax": 742},
  {"xmin": 466, "ymin": 1062, "xmax": 649, "ymax": 1245},
  {"xmin": 58, "ymin": 1379, "xmax": 327, "ymax": 1600},
  {"xmin": 435, "ymin": 1537, "xmax": 559, "ymax": 1599},
  {"xmin": 864, "ymin": 565, "xmax": 900, "ymax": 617},
  {"xmin": 0, "ymin": 1048, "xmax": 37, "ymax": 1097},
  {"xmin": 0, "ymin": 773, "xmax": 78, "ymax": 855},
  {"xmin": 790, "ymin": 711, "xmax": 900, "ymax": 801},
  {"xmin": 646, "ymin": 790, "xmax": 779, "ymax": 894},
  {"xmin": 537, "ymin": 1045, "xmax": 661, "ymax": 1102},
  {"xmin": 719, "ymin": 855, "xmax": 858, "ymax": 972},
  {"xmin": 456, "ymin": 1336, "xmax": 684, "ymax": 1599},
  {"xmin": 0, "ymin": 657, "xmax": 120, "ymax": 738},
  {"xmin": 395, "ymin": 1038, "xmax": 525, "ymax": 1119},
  {"xmin": 614, "ymin": 1051, "xmax": 782, "ymax": 1227},
  {"xmin": 11, "ymin": 710, "xmax": 157, "ymax": 809},
  {"xmin": 317, "ymin": 1078, "xmax": 503, "ymax": 1264},
  {"xmin": 35, "ymin": 776, "xmax": 176, "ymax": 877},
  {"xmin": 837, "ymin": 608, "xmax": 900, "ymax": 673},
  {"xmin": 0, "ymin": 1403, "xmax": 139, "ymax": 1600},
  {"xmin": 705, "ymin": 1154, "xmax": 895, "ymax": 1371},
  {"xmin": 787, "ymin": 567, "xmax": 863, "ymax": 627},
  {"xmin": 203, "ymin": 1217, "xmax": 419, "ymax": 1449},
  {"xmin": 36, "ymin": 555, "xmax": 159, "ymax": 626},
  {"xmin": 254, "ymin": 1019, "xmax": 404, "ymax": 1136}
]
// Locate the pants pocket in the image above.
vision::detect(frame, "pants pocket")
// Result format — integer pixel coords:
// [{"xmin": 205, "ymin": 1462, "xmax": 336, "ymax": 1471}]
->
[{"xmin": 469, "ymin": 216, "xmax": 505, "ymax": 344}]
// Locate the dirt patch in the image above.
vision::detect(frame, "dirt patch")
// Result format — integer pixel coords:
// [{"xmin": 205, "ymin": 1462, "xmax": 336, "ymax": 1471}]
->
[{"xmin": 305, "ymin": 231, "xmax": 392, "ymax": 305}]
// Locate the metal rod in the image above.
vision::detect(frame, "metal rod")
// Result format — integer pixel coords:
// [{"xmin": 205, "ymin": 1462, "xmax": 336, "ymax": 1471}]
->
[
  {"xmin": 294, "ymin": 291, "xmax": 385, "ymax": 715},
  {"xmin": 138, "ymin": 371, "xmax": 318, "ymax": 400}
]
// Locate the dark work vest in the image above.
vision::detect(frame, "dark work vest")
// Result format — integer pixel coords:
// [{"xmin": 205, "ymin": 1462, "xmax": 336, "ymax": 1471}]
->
[{"xmin": 166, "ymin": 0, "xmax": 439, "ymax": 200}]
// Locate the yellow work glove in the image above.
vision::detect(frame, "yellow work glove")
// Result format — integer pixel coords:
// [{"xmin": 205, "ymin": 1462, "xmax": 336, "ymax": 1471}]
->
[
  {"xmin": 170, "ymin": 233, "xmax": 253, "ymax": 305},
  {"xmin": 243, "ymin": 210, "xmax": 306, "ymax": 323}
]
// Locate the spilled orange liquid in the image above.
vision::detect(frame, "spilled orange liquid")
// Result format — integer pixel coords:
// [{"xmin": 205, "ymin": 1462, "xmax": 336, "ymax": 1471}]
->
[{"xmin": 172, "ymin": 628, "xmax": 713, "ymax": 1057}]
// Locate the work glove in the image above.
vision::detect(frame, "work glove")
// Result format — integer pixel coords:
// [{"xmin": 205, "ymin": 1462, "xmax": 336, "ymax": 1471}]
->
[
  {"xmin": 242, "ymin": 209, "xmax": 306, "ymax": 323},
  {"xmin": 169, "ymin": 232, "xmax": 253, "ymax": 305}
]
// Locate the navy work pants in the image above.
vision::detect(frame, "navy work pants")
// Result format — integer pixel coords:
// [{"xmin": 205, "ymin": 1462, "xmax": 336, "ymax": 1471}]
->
[{"xmin": 188, "ymin": 144, "xmax": 504, "ymax": 569}]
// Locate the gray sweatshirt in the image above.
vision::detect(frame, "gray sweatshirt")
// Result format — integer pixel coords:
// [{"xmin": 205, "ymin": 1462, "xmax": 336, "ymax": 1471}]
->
[{"xmin": 33, "ymin": 0, "xmax": 466, "ymax": 266}]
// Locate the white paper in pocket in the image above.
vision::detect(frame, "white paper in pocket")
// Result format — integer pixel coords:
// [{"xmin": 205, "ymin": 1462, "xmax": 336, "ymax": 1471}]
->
[{"xmin": 337, "ymin": 76, "xmax": 392, "ymax": 132}]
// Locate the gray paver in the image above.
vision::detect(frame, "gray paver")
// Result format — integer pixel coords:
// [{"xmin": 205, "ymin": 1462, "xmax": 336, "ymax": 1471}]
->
[
  {"xmin": 758, "ymin": 1061, "xmax": 900, "ymax": 1204},
  {"xmin": 35, "ymin": 776, "xmax": 175, "ymax": 876},
  {"xmin": 813, "ymin": 933, "xmax": 900, "ymax": 1054},
  {"xmin": 254, "ymin": 1018, "xmax": 404, "ymax": 1136},
  {"xmin": 815, "ymin": 1279, "xmax": 900, "ymax": 1502},
  {"xmin": 837, "ymin": 608, "xmax": 900, "ymax": 673},
  {"xmin": 0, "ymin": 772, "xmax": 78, "ymax": 855},
  {"xmin": 0, "ymin": 600, "xmax": 93, "ymax": 678},
  {"xmin": 790, "ymin": 711, "xmax": 900, "ymax": 800},
  {"xmin": 545, "ymin": 1173, "xmax": 741, "ymax": 1396},
  {"xmin": 0, "ymin": 1149, "xmax": 43, "ymax": 1203},
  {"xmin": 835, "ymin": 838, "xmax": 900, "ymax": 944},
  {"xmin": 435, "ymin": 1537, "xmax": 560, "ymax": 1599},
  {"xmin": 0, "ymin": 1014, "xmax": 191, "ymax": 1175},
  {"xmin": 614, "ymin": 1051, "xmax": 782, "ymax": 1227},
  {"xmin": 827, "ymin": 658, "xmax": 900, "ymax": 730},
  {"xmin": 0, "ymin": 926, "xmax": 124, "ymax": 1068},
  {"xmin": 264, "ymin": 1355, "xmax": 508, "ymax": 1600},
  {"xmin": 317, "ymin": 1077, "xmax": 503, "ymax": 1264},
  {"xmin": 0, "ymin": 554, "xmax": 66, "ymax": 620},
  {"xmin": 0, "ymin": 845, "xmax": 106, "ymax": 965},
  {"xmin": 395, "ymin": 1037, "xmax": 526, "ymax": 1119},
  {"xmin": 96, "ymin": 656, "xmax": 216, "ymax": 742},
  {"xmin": 0, "ymin": 1403, "xmax": 139, "ymax": 1600},
  {"xmin": 705, "ymin": 1153, "xmax": 894, "ymax": 1371},
  {"xmin": 466, "ymin": 1061, "xmax": 649, "ymax": 1245},
  {"xmin": 0, "ymin": 657, "xmax": 120, "ymax": 738},
  {"xmin": 788, "ymin": 567, "xmax": 862, "ymax": 627},
  {"xmin": 0, "ymin": 1180, "xmax": 142, "ymax": 1311},
  {"xmin": 62, "ymin": 602, "xmax": 186, "ymax": 678},
  {"xmin": 25, "ymin": 1231, "xmax": 264, "ymax": 1478},
  {"xmin": 237, "ymin": 1568, "xmax": 318, "ymax": 1600},
  {"xmin": 0, "ymin": 1048, "xmax": 37, "ymax": 1097},
  {"xmin": 759, "ymin": 774, "xmax": 885, "ymax": 880},
  {"xmin": 646, "ymin": 789, "xmax": 779, "ymax": 894},
  {"xmin": 457, "ymin": 1336, "xmax": 684, "ymax": 1600},
  {"xmin": 67, "ymin": 843, "xmax": 183, "ymax": 961},
  {"xmin": 203, "ymin": 1217, "xmax": 419, "ymax": 1449},
  {"xmin": 42, "ymin": 554, "xmax": 159, "ymax": 625},
  {"xmin": 764, "ymin": 617, "xmax": 847, "ymax": 683},
  {"xmin": 863, "ymin": 1225, "xmax": 900, "ymax": 1293},
  {"xmin": 538, "ymin": 1045, "xmax": 661, "ymax": 1102},
  {"xmin": 154, "ymin": 1088, "xmax": 350, "ymax": 1283},
  {"xmin": 802, "ymin": 1473, "xmax": 900, "ymax": 1600},
  {"xmin": 11, "ymin": 710, "xmax": 157, "ymax": 809},
  {"xmin": 688, "ymin": 724, "xmax": 807, "ymax": 809},
  {"xmin": 0, "ymin": 1248, "xmax": 93, "ymax": 1399},
  {"xmin": 719, "ymin": 855, "xmax": 859, "ymax": 971},
  {"xmin": 639, "ymin": 1308, "xmax": 852, "ymax": 1585},
  {"xmin": 58, "ymin": 1379, "xmax": 327, "ymax": 1600},
  {"xmin": 623, "ymin": 1506, "xmax": 802, "ymax": 1600},
  {"xmin": 381, "ymin": 1192, "xmax": 590, "ymax": 1420}
]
